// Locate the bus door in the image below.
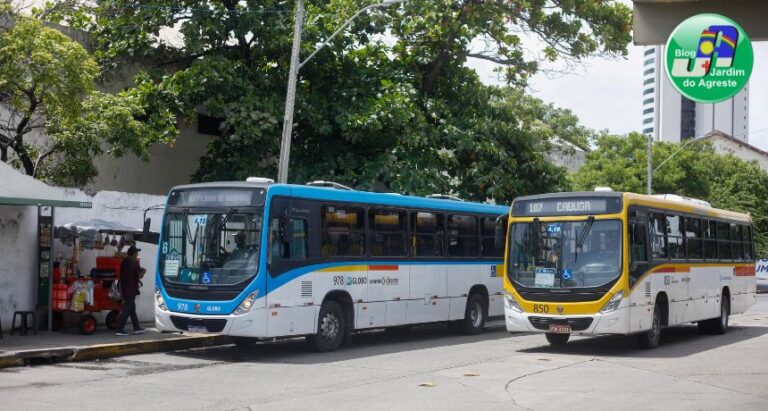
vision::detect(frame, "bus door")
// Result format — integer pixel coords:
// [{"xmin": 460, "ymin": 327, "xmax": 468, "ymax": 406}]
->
[{"xmin": 265, "ymin": 197, "xmax": 314, "ymax": 336}]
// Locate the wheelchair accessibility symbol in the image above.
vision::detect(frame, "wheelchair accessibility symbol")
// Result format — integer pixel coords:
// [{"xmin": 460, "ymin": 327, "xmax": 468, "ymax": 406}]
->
[{"xmin": 201, "ymin": 272, "xmax": 212, "ymax": 285}]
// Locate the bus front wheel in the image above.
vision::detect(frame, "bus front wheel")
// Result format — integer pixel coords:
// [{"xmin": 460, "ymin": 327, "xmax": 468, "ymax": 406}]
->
[
  {"xmin": 545, "ymin": 332, "xmax": 570, "ymax": 346},
  {"xmin": 309, "ymin": 301, "xmax": 346, "ymax": 352},
  {"xmin": 636, "ymin": 303, "xmax": 662, "ymax": 349},
  {"xmin": 460, "ymin": 294, "xmax": 487, "ymax": 335}
]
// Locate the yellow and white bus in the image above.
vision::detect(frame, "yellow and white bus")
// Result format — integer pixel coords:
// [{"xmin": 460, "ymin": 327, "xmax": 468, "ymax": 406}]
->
[{"xmin": 502, "ymin": 191, "xmax": 756, "ymax": 348}]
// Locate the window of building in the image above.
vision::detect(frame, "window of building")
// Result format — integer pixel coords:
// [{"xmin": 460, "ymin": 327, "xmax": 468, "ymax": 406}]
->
[
  {"xmin": 643, "ymin": 68, "xmax": 654, "ymax": 75},
  {"xmin": 644, "ymin": 58, "xmax": 655, "ymax": 66},
  {"xmin": 368, "ymin": 208, "xmax": 407, "ymax": 257},
  {"xmin": 643, "ymin": 98, "xmax": 654, "ymax": 105},
  {"xmin": 643, "ymin": 117, "xmax": 654, "ymax": 124},
  {"xmin": 645, "ymin": 48, "xmax": 655, "ymax": 56},
  {"xmin": 643, "ymin": 88, "xmax": 655, "ymax": 95},
  {"xmin": 448, "ymin": 214, "xmax": 478, "ymax": 257},
  {"xmin": 643, "ymin": 78, "xmax": 654, "ymax": 86},
  {"xmin": 642, "ymin": 127, "xmax": 654, "ymax": 134},
  {"xmin": 643, "ymin": 107, "xmax": 654, "ymax": 115},
  {"xmin": 197, "ymin": 114, "xmax": 224, "ymax": 136},
  {"xmin": 321, "ymin": 205, "xmax": 365, "ymax": 257},
  {"xmin": 412, "ymin": 212, "xmax": 444, "ymax": 257}
]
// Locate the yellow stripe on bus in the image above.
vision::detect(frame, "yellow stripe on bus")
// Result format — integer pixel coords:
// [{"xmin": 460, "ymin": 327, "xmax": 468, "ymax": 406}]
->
[{"xmin": 317, "ymin": 265, "xmax": 369, "ymax": 273}]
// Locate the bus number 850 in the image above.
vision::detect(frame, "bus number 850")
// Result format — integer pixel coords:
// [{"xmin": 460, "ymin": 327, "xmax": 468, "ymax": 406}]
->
[{"xmin": 532, "ymin": 304, "xmax": 549, "ymax": 313}]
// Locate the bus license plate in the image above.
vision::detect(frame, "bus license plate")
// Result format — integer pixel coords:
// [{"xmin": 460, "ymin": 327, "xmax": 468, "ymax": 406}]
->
[
  {"xmin": 188, "ymin": 325, "xmax": 208, "ymax": 334},
  {"xmin": 548, "ymin": 324, "xmax": 571, "ymax": 334}
]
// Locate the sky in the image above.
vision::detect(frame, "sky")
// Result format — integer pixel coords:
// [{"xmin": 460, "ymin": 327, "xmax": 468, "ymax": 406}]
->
[{"xmin": 467, "ymin": 12, "xmax": 768, "ymax": 151}]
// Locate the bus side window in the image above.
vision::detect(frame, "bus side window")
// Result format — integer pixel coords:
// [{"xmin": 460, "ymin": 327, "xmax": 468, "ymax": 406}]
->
[
  {"xmin": 269, "ymin": 217, "xmax": 308, "ymax": 264},
  {"xmin": 649, "ymin": 213, "xmax": 668, "ymax": 260}
]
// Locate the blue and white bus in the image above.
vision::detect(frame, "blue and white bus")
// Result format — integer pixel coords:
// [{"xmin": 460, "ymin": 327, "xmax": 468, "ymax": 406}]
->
[{"xmin": 154, "ymin": 178, "xmax": 508, "ymax": 351}]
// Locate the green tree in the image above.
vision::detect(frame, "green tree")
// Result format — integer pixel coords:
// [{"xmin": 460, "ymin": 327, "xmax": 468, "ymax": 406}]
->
[
  {"xmin": 44, "ymin": 0, "xmax": 631, "ymax": 199},
  {"xmin": 0, "ymin": 11, "xmax": 176, "ymax": 186},
  {"xmin": 572, "ymin": 133, "xmax": 768, "ymax": 256}
]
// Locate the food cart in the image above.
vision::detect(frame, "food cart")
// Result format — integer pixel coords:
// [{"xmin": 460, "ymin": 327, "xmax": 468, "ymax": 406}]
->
[{"xmin": 53, "ymin": 219, "xmax": 152, "ymax": 334}]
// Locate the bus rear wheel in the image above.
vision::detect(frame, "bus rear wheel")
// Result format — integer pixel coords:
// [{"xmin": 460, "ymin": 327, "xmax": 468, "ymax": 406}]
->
[
  {"xmin": 545, "ymin": 332, "xmax": 570, "ymax": 346},
  {"xmin": 699, "ymin": 297, "xmax": 729, "ymax": 335},
  {"xmin": 309, "ymin": 301, "xmax": 346, "ymax": 352},
  {"xmin": 636, "ymin": 303, "xmax": 662, "ymax": 349},
  {"xmin": 460, "ymin": 294, "xmax": 487, "ymax": 335}
]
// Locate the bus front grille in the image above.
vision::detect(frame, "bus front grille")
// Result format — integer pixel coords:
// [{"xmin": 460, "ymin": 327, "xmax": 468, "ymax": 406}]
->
[
  {"xmin": 170, "ymin": 316, "xmax": 228, "ymax": 333},
  {"xmin": 528, "ymin": 316, "xmax": 593, "ymax": 331}
]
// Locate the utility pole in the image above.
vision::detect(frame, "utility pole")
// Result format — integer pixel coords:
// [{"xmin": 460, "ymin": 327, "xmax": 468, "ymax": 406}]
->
[
  {"xmin": 647, "ymin": 134, "xmax": 652, "ymax": 195},
  {"xmin": 277, "ymin": 0, "xmax": 304, "ymax": 184},
  {"xmin": 276, "ymin": 0, "xmax": 407, "ymax": 184}
]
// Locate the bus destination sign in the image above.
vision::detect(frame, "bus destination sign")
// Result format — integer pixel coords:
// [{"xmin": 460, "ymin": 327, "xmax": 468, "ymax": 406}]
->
[
  {"xmin": 169, "ymin": 188, "xmax": 265, "ymax": 207},
  {"xmin": 512, "ymin": 197, "xmax": 622, "ymax": 217}
]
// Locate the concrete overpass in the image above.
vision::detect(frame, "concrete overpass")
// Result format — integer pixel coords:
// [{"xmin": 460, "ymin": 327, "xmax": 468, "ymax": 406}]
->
[{"xmin": 633, "ymin": 0, "xmax": 768, "ymax": 45}]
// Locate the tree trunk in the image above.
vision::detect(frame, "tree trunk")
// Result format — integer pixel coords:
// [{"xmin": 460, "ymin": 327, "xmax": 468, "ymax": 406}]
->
[
  {"xmin": 422, "ymin": 1, "xmax": 471, "ymax": 95},
  {"xmin": 0, "ymin": 145, "xmax": 7, "ymax": 162},
  {"xmin": 13, "ymin": 137, "xmax": 35, "ymax": 176}
]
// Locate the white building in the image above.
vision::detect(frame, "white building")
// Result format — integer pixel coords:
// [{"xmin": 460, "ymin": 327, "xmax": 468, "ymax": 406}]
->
[
  {"xmin": 701, "ymin": 130, "xmax": 768, "ymax": 172},
  {"xmin": 642, "ymin": 46, "xmax": 749, "ymax": 143}
]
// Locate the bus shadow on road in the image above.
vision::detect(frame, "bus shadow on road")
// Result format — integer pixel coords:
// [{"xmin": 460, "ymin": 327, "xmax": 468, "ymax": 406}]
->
[
  {"xmin": 167, "ymin": 324, "xmax": 515, "ymax": 365},
  {"xmin": 516, "ymin": 325, "xmax": 768, "ymax": 358}
]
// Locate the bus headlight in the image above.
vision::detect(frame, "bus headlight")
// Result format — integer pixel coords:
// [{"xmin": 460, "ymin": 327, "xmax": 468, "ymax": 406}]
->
[
  {"xmin": 234, "ymin": 291, "xmax": 260, "ymax": 316},
  {"xmin": 505, "ymin": 291, "xmax": 523, "ymax": 313},
  {"xmin": 155, "ymin": 287, "xmax": 168, "ymax": 312},
  {"xmin": 600, "ymin": 290, "xmax": 624, "ymax": 314}
]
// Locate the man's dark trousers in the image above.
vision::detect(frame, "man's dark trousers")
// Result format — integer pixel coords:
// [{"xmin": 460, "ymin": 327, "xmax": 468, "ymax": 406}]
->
[{"xmin": 116, "ymin": 296, "xmax": 140, "ymax": 332}]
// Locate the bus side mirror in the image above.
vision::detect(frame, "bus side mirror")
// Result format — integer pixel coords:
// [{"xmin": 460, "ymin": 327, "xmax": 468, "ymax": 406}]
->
[
  {"xmin": 494, "ymin": 216, "xmax": 506, "ymax": 249},
  {"xmin": 143, "ymin": 218, "xmax": 151, "ymax": 237}
]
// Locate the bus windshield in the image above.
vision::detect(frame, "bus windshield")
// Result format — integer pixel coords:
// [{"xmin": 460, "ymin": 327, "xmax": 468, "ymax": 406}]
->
[
  {"xmin": 508, "ymin": 219, "xmax": 622, "ymax": 289},
  {"xmin": 160, "ymin": 211, "xmax": 263, "ymax": 286}
]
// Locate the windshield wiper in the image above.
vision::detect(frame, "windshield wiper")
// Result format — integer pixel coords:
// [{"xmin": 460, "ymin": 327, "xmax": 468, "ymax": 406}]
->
[{"xmin": 574, "ymin": 216, "xmax": 595, "ymax": 263}]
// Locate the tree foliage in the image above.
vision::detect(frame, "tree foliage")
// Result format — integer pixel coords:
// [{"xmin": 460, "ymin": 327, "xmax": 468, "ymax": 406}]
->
[
  {"xmin": 573, "ymin": 133, "xmax": 768, "ymax": 256},
  {"xmin": 0, "ymin": 9, "xmax": 176, "ymax": 186},
  {"xmin": 43, "ymin": 0, "xmax": 631, "ymax": 200}
]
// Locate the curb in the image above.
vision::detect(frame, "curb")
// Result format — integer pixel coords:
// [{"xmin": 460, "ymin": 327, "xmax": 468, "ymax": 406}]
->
[{"xmin": 0, "ymin": 334, "xmax": 231, "ymax": 369}]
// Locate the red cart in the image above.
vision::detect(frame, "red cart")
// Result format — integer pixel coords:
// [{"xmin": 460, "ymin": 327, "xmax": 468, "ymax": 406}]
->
[{"xmin": 52, "ymin": 256, "xmax": 127, "ymax": 334}]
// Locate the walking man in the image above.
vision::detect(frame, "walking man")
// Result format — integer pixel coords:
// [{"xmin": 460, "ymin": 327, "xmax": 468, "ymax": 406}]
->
[{"xmin": 115, "ymin": 245, "xmax": 145, "ymax": 336}]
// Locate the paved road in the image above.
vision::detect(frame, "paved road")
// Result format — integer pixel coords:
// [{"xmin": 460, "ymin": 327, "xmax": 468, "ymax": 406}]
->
[{"xmin": 3, "ymin": 296, "xmax": 768, "ymax": 411}]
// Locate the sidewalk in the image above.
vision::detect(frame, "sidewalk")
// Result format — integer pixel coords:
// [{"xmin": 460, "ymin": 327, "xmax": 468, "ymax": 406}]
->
[{"xmin": 0, "ymin": 324, "xmax": 230, "ymax": 369}]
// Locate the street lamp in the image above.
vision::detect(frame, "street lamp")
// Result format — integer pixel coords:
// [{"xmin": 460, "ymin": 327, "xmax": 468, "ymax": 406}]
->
[
  {"xmin": 277, "ymin": 0, "xmax": 408, "ymax": 184},
  {"xmin": 647, "ymin": 135, "xmax": 705, "ymax": 194}
]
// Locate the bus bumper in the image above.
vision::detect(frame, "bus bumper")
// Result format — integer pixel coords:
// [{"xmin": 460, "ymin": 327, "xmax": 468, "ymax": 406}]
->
[
  {"xmin": 155, "ymin": 302, "xmax": 269, "ymax": 337},
  {"xmin": 504, "ymin": 304, "xmax": 630, "ymax": 335}
]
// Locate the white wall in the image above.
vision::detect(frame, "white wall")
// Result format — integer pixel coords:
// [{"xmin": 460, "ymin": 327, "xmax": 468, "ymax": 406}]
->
[
  {"xmin": 0, "ymin": 206, "xmax": 39, "ymax": 332},
  {"xmin": 708, "ymin": 135, "xmax": 768, "ymax": 173},
  {"xmin": 87, "ymin": 122, "xmax": 214, "ymax": 195}
]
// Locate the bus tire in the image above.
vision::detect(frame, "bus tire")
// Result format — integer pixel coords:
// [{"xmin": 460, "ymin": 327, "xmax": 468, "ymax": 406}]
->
[
  {"xmin": 699, "ymin": 297, "xmax": 729, "ymax": 335},
  {"xmin": 545, "ymin": 332, "xmax": 569, "ymax": 346},
  {"xmin": 461, "ymin": 293, "xmax": 487, "ymax": 335},
  {"xmin": 232, "ymin": 337, "xmax": 257, "ymax": 348},
  {"xmin": 309, "ymin": 300, "xmax": 346, "ymax": 352},
  {"xmin": 636, "ymin": 303, "xmax": 662, "ymax": 349}
]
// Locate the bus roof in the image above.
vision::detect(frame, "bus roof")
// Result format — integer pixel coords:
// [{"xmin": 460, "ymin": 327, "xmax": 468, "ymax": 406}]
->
[
  {"xmin": 511, "ymin": 191, "xmax": 751, "ymax": 223},
  {"xmin": 169, "ymin": 181, "xmax": 509, "ymax": 215}
]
